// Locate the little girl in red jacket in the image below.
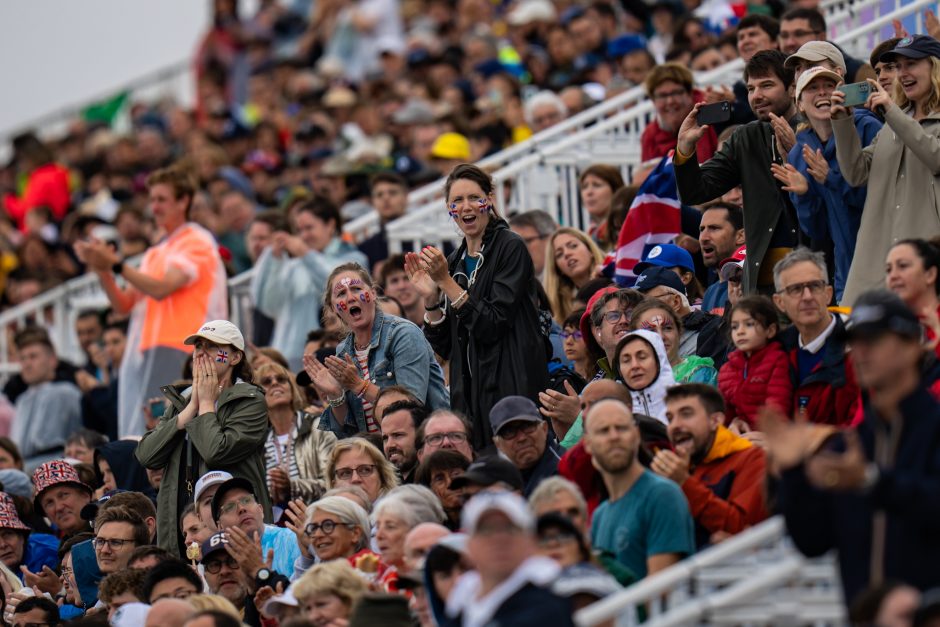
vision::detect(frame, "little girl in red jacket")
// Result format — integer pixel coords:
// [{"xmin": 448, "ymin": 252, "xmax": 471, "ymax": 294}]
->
[{"xmin": 718, "ymin": 296, "xmax": 794, "ymax": 429}]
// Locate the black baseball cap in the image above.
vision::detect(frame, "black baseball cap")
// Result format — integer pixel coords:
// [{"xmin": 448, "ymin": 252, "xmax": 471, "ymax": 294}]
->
[
  {"xmin": 881, "ymin": 35, "xmax": 940, "ymax": 62},
  {"xmin": 845, "ymin": 290, "xmax": 922, "ymax": 341},
  {"xmin": 448, "ymin": 456, "xmax": 524, "ymax": 492},
  {"xmin": 489, "ymin": 396, "xmax": 542, "ymax": 437},
  {"xmin": 210, "ymin": 477, "xmax": 256, "ymax": 522},
  {"xmin": 200, "ymin": 531, "xmax": 231, "ymax": 563},
  {"xmin": 633, "ymin": 266, "xmax": 688, "ymax": 295}
]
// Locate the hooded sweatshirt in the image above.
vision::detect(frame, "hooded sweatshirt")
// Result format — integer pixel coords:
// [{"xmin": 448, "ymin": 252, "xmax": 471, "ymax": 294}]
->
[
  {"xmin": 618, "ymin": 330, "xmax": 674, "ymax": 424},
  {"xmin": 95, "ymin": 440, "xmax": 157, "ymax": 498}
]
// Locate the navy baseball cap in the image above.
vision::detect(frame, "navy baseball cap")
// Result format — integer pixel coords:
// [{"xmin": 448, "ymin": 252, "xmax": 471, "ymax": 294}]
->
[
  {"xmin": 449, "ymin": 457, "xmax": 524, "ymax": 492},
  {"xmin": 633, "ymin": 244, "xmax": 695, "ymax": 274},
  {"xmin": 633, "ymin": 266, "xmax": 688, "ymax": 295},
  {"xmin": 489, "ymin": 396, "xmax": 542, "ymax": 436},
  {"xmin": 881, "ymin": 35, "xmax": 940, "ymax": 62},
  {"xmin": 845, "ymin": 290, "xmax": 922, "ymax": 341},
  {"xmin": 200, "ymin": 531, "xmax": 231, "ymax": 563}
]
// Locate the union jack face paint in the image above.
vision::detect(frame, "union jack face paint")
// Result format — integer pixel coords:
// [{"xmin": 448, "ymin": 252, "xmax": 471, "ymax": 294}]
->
[
  {"xmin": 477, "ymin": 197, "xmax": 490, "ymax": 212},
  {"xmin": 216, "ymin": 350, "xmax": 229, "ymax": 363},
  {"xmin": 448, "ymin": 203, "xmax": 459, "ymax": 219}
]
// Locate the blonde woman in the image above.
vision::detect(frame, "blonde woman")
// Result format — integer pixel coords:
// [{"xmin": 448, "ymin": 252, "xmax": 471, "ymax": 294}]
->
[
  {"xmin": 832, "ymin": 36, "xmax": 940, "ymax": 304},
  {"xmin": 257, "ymin": 361, "xmax": 337, "ymax": 507},
  {"xmin": 326, "ymin": 437, "xmax": 399, "ymax": 504},
  {"xmin": 293, "ymin": 561, "xmax": 368, "ymax": 626},
  {"xmin": 544, "ymin": 227, "xmax": 605, "ymax": 323},
  {"xmin": 186, "ymin": 593, "xmax": 242, "ymax": 620}
]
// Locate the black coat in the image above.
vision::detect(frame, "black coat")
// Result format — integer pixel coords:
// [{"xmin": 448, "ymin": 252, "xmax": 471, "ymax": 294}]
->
[
  {"xmin": 779, "ymin": 384, "xmax": 940, "ymax": 603},
  {"xmin": 424, "ymin": 219, "xmax": 549, "ymax": 450},
  {"xmin": 440, "ymin": 583, "xmax": 575, "ymax": 627}
]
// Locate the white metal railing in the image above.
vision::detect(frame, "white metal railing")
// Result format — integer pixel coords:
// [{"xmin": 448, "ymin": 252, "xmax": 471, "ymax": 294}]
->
[
  {"xmin": 574, "ymin": 517, "xmax": 845, "ymax": 627},
  {"xmin": 383, "ymin": 0, "xmax": 927, "ymax": 254}
]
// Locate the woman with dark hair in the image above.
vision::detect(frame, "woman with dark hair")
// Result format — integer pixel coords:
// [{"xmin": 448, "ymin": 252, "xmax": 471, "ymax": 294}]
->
[
  {"xmin": 885, "ymin": 238, "xmax": 940, "ymax": 355},
  {"xmin": 406, "ymin": 164, "xmax": 549, "ymax": 449},
  {"xmin": 136, "ymin": 319, "xmax": 270, "ymax": 556},
  {"xmin": 0, "ymin": 438, "xmax": 23, "ymax": 471},
  {"xmin": 578, "ymin": 165, "xmax": 624, "ymax": 244},
  {"xmin": 250, "ymin": 196, "xmax": 367, "ymax": 369}
]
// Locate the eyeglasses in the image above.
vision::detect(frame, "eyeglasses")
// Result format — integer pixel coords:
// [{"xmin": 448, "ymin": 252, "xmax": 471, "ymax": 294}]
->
[
  {"xmin": 537, "ymin": 531, "xmax": 578, "ymax": 547},
  {"xmin": 203, "ymin": 556, "xmax": 240, "ymax": 574},
  {"xmin": 333, "ymin": 464, "xmax": 376, "ymax": 481},
  {"xmin": 497, "ymin": 421, "xmax": 540, "ymax": 440},
  {"xmin": 260, "ymin": 375, "xmax": 289, "ymax": 386},
  {"xmin": 305, "ymin": 519, "xmax": 353, "ymax": 536},
  {"xmin": 560, "ymin": 330, "xmax": 583, "ymax": 340},
  {"xmin": 778, "ymin": 279, "xmax": 827, "ymax": 297},
  {"xmin": 602, "ymin": 310, "xmax": 631, "ymax": 325},
  {"xmin": 652, "ymin": 88, "xmax": 688, "ymax": 102},
  {"xmin": 425, "ymin": 432, "xmax": 469, "ymax": 447},
  {"xmin": 92, "ymin": 537, "xmax": 136, "ymax": 551},
  {"xmin": 219, "ymin": 495, "xmax": 257, "ymax": 515}
]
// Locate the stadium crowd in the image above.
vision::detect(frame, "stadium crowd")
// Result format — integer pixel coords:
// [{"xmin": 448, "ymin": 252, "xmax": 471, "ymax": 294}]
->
[{"xmin": 0, "ymin": 0, "xmax": 940, "ymax": 625}]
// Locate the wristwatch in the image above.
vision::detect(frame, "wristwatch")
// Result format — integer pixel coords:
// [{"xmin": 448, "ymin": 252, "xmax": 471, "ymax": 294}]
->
[
  {"xmin": 255, "ymin": 568, "xmax": 272, "ymax": 588},
  {"xmin": 112, "ymin": 260, "xmax": 125, "ymax": 275}
]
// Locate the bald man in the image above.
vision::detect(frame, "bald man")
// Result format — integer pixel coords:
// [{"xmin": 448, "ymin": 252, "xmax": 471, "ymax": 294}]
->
[
  {"xmin": 145, "ymin": 599, "xmax": 195, "ymax": 627},
  {"xmin": 559, "ymin": 379, "xmax": 633, "ymax": 449},
  {"xmin": 403, "ymin": 522, "xmax": 450, "ymax": 571}
]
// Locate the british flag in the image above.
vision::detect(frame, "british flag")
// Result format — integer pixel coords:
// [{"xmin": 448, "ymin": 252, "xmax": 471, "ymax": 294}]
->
[{"xmin": 613, "ymin": 154, "xmax": 682, "ymax": 287}]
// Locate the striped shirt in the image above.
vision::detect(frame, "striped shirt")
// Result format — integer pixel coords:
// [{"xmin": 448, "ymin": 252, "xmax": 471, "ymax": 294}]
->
[
  {"xmin": 355, "ymin": 347, "xmax": 378, "ymax": 432},
  {"xmin": 264, "ymin": 422, "xmax": 300, "ymax": 482}
]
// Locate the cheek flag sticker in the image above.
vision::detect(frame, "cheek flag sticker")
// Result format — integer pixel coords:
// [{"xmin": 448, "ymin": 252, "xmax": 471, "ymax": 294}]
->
[{"xmin": 216, "ymin": 350, "xmax": 229, "ymax": 363}]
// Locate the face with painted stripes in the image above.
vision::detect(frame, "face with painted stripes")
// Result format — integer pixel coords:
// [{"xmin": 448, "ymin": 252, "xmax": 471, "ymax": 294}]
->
[
  {"xmin": 330, "ymin": 271, "xmax": 376, "ymax": 333},
  {"xmin": 447, "ymin": 179, "xmax": 492, "ymax": 239}
]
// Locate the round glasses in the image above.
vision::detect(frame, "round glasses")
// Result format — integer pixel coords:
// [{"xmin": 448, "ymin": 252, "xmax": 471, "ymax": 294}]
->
[{"xmin": 305, "ymin": 519, "xmax": 353, "ymax": 536}]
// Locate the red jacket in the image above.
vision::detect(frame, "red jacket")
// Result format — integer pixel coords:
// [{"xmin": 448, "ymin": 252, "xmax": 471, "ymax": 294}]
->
[
  {"xmin": 4, "ymin": 163, "xmax": 71, "ymax": 230},
  {"xmin": 558, "ymin": 442, "xmax": 606, "ymax": 519},
  {"xmin": 718, "ymin": 341, "xmax": 793, "ymax": 428},
  {"xmin": 682, "ymin": 426, "xmax": 768, "ymax": 547},
  {"xmin": 779, "ymin": 319, "xmax": 859, "ymax": 426},
  {"xmin": 640, "ymin": 90, "xmax": 718, "ymax": 163}
]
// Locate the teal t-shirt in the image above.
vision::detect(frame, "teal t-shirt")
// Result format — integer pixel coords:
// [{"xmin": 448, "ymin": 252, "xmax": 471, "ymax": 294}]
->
[
  {"xmin": 560, "ymin": 413, "xmax": 584, "ymax": 449},
  {"xmin": 464, "ymin": 254, "xmax": 479, "ymax": 277},
  {"xmin": 590, "ymin": 470, "xmax": 695, "ymax": 579}
]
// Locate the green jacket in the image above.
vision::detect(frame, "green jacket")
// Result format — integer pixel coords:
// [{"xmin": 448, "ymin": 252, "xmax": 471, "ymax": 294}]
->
[
  {"xmin": 135, "ymin": 382, "xmax": 271, "ymax": 555},
  {"xmin": 675, "ymin": 117, "xmax": 800, "ymax": 294}
]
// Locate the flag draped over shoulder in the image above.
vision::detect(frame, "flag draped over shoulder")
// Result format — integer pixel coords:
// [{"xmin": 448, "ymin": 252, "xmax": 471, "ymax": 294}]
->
[{"xmin": 613, "ymin": 154, "xmax": 682, "ymax": 287}]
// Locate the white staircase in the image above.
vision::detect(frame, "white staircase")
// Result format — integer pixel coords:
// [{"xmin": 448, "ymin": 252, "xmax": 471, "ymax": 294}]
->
[{"xmin": 574, "ymin": 517, "xmax": 846, "ymax": 627}]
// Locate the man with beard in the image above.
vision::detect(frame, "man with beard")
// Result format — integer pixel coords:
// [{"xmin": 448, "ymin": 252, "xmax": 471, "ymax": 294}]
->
[
  {"xmin": 380, "ymin": 400, "xmax": 428, "ymax": 483},
  {"xmin": 585, "ymin": 399, "xmax": 694, "ymax": 579},
  {"xmin": 200, "ymin": 532, "xmax": 261, "ymax": 625},
  {"xmin": 656, "ymin": 384, "xmax": 768, "ymax": 549},
  {"xmin": 676, "ymin": 49, "xmax": 802, "ymax": 295}
]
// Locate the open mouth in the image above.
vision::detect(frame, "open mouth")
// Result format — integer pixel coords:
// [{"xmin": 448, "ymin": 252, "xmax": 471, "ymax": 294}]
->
[
  {"xmin": 901, "ymin": 79, "xmax": 917, "ymax": 90},
  {"xmin": 315, "ymin": 539, "xmax": 333, "ymax": 551},
  {"xmin": 814, "ymin": 98, "xmax": 831, "ymax": 110},
  {"xmin": 461, "ymin": 214, "xmax": 478, "ymax": 226},
  {"xmin": 672, "ymin": 432, "xmax": 694, "ymax": 454},
  {"xmin": 348, "ymin": 304, "xmax": 363, "ymax": 319},
  {"xmin": 701, "ymin": 245, "xmax": 715, "ymax": 259}
]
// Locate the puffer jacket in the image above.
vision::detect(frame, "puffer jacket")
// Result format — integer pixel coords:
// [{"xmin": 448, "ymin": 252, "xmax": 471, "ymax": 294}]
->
[
  {"xmin": 718, "ymin": 341, "xmax": 793, "ymax": 428},
  {"xmin": 779, "ymin": 316, "xmax": 859, "ymax": 426},
  {"xmin": 617, "ymin": 329, "xmax": 674, "ymax": 424},
  {"xmin": 136, "ymin": 382, "xmax": 271, "ymax": 556}
]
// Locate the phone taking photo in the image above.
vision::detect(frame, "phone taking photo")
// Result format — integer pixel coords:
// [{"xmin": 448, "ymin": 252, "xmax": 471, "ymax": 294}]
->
[
  {"xmin": 696, "ymin": 101, "xmax": 732, "ymax": 126},
  {"xmin": 837, "ymin": 81, "xmax": 872, "ymax": 108}
]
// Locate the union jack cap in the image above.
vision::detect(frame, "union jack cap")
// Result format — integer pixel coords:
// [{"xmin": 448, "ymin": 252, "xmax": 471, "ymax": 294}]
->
[
  {"xmin": 32, "ymin": 460, "xmax": 92, "ymax": 506},
  {"xmin": 0, "ymin": 492, "xmax": 29, "ymax": 532}
]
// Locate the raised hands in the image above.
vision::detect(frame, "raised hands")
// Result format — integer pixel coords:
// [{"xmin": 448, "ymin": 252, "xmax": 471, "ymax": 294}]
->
[
  {"xmin": 284, "ymin": 498, "xmax": 312, "ymax": 559},
  {"xmin": 225, "ymin": 526, "xmax": 273, "ymax": 590},
  {"xmin": 538, "ymin": 381, "xmax": 581, "ymax": 429},
  {"xmin": 324, "ymin": 354, "xmax": 363, "ymax": 392},
  {"xmin": 302, "ymin": 354, "xmax": 343, "ymax": 400},
  {"xmin": 74, "ymin": 237, "xmax": 119, "ymax": 273},
  {"xmin": 769, "ymin": 112, "xmax": 797, "ymax": 156},
  {"xmin": 677, "ymin": 102, "xmax": 708, "ymax": 156},
  {"xmin": 404, "ymin": 251, "xmax": 440, "ymax": 301},
  {"xmin": 803, "ymin": 146, "xmax": 830, "ymax": 184},
  {"xmin": 193, "ymin": 353, "xmax": 222, "ymax": 414},
  {"xmin": 863, "ymin": 78, "xmax": 893, "ymax": 115},
  {"xmin": 771, "ymin": 163, "xmax": 809, "ymax": 195}
]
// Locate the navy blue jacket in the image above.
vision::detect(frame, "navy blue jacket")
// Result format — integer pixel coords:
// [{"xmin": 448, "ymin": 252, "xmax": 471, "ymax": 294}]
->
[
  {"xmin": 787, "ymin": 110, "xmax": 882, "ymax": 300},
  {"xmin": 439, "ymin": 583, "xmax": 575, "ymax": 627},
  {"xmin": 779, "ymin": 383, "xmax": 940, "ymax": 603}
]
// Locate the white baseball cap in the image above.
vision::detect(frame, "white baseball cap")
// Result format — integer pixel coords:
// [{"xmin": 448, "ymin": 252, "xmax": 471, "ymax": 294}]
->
[
  {"xmin": 795, "ymin": 66, "xmax": 844, "ymax": 101},
  {"xmin": 461, "ymin": 490, "xmax": 535, "ymax": 535},
  {"xmin": 184, "ymin": 320, "xmax": 245, "ymax": 351},
  {"xmin": 193, "ymin": 470, "xmax": 233, "ymax": 504}
]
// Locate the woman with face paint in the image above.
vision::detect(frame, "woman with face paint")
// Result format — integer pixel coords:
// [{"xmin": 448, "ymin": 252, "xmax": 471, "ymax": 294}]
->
[
  {"xmin": 303, "ymin": 263, "xmax": 449, "ymax": 438},
  {"xmin": 136, "ymin": 320, "xmax": 271, "ymax": 557},
  {"xmin": 404, "ymin": 164, "xmax": 550, "ymax": 451}
]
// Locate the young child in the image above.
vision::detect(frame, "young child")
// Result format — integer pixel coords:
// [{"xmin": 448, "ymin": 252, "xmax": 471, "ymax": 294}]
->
[{"xmin": 717, "ymin": 295, "xmax": 793, "ymax": 429}]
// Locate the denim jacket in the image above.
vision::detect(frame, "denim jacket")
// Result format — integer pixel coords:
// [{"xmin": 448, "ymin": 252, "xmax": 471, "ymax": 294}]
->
[{"xmin": 319, "ymin": 310, "xmax": 449, "ymax": 437}]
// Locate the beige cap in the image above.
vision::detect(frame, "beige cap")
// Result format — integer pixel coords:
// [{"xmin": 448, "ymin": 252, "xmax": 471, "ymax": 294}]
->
[
  {"xmin": 795, "ymin": 66, "xmax": 844, "ymax": 100},
  {"xmin": 784, "ymin": 41, "xmax": 846, "ymax": 74},
  {"xmin": 184, "ymin": 320, "xmax": 245, "ymax": 351}
]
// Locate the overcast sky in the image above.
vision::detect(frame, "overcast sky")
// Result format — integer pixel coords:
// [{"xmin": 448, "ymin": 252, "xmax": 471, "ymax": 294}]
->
[{"xmin": 0, "ymin": 1, "xmax": 211, "ymax": 138}]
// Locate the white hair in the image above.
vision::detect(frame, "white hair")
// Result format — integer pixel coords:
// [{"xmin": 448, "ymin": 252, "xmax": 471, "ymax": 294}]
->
[
  {"xmin": 372, "ymin": 484, "xmax": 445, "ymax": 528},
  {"xmin": 528, "ymin": 476, "xmax": 588, "ymax": 518},
  {"xmin": 306, "ymin": 496, "xmax": 372, "ymax": 551},
  {"xmin": 523, "ymin": 90, "xmax": 569, "ymax": 127}
]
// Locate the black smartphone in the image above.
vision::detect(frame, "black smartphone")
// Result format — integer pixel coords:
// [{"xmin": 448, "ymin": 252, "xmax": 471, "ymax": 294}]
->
[
  {"xmin": 838, "ymin": 81, "xmax": 872, "ymax": 107},
  {"xmin": 150, "ymin": 400, "xmax": 166, "ymax": 418},
  {"xmin": 697, "ymin": 101, "xmax": 732, "ymax": 126}
]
